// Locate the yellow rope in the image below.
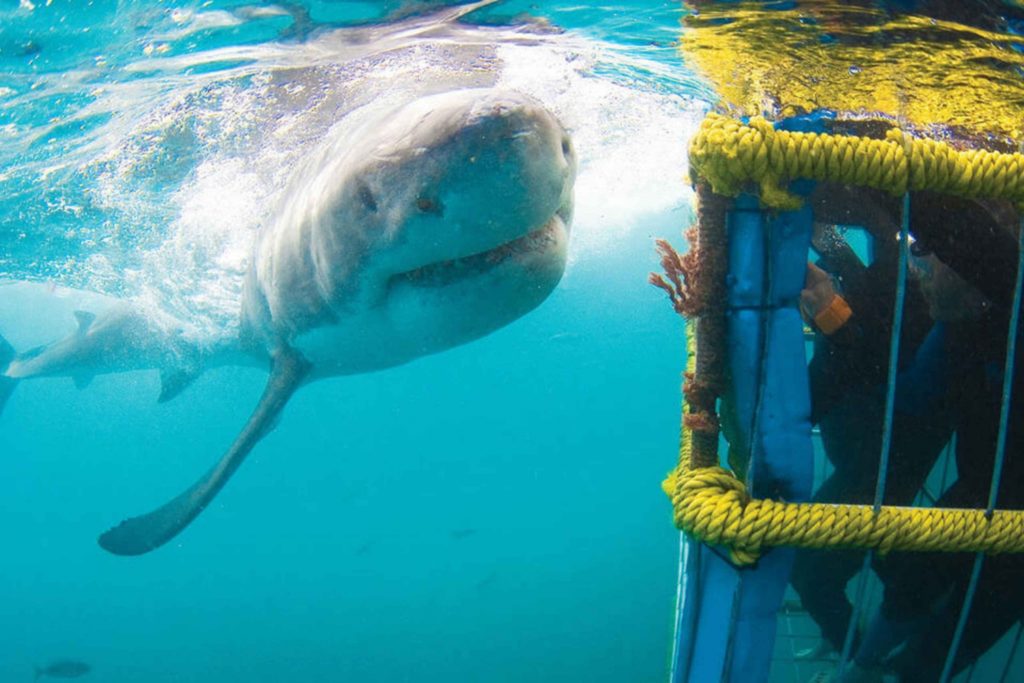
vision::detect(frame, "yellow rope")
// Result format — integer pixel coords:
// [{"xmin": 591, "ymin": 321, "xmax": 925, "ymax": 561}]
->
[
  {"xmin": 662, "ymin": 464, "xmax": 1024, "ymax": 567},
  {"xmin": 689, "ymin": 113, "xmax": 1024, "ymax": 211},
  {"xmin": 664, "ymin": 114, "xmax": 1024, "ymax": 566}
]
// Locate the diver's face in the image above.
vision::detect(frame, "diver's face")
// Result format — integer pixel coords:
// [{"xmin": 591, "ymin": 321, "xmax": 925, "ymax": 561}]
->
[{"xmin": 911, "ymin": 252, "xmax": 988, "ymax": 322}]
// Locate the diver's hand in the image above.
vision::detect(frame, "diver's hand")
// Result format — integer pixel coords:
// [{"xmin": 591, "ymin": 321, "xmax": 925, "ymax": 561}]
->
[{"xmin": 800, "ymin": 262, "xmax": 837, "ymax": 322}]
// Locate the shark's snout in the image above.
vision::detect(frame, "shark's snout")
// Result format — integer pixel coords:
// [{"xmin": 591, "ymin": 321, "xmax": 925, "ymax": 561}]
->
[
  {"xmin": 351, "ymin": 89, "xmax": 577, "ymax": 356},
  {"xmin": 371, "ymin": 89, "xmax": 576, "ymax": 282}
]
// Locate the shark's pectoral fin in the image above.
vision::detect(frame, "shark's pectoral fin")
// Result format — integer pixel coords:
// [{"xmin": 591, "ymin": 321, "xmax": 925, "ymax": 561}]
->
[
  {"xmin": 158, "ymin": 366, "xmax": 200, "ymax": 403},
  {"xmin": 97, "ymin": 346, "xmax": 312, "ymax": 556},
  {"xmin": 73, "ymin": 373, "xmax": 94, "ymax": 390}
]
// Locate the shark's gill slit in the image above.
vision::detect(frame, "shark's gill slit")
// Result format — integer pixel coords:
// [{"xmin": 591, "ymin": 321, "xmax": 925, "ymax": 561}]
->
[{"xmin": 358, "ymin": 182, "xmax": 378, "ymax": 213}]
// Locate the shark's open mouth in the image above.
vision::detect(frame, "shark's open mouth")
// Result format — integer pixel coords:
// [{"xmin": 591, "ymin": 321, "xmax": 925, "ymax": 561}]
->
[{"xmin": 392, "ymin": 214, "xmax": 566, "ymax": 288}]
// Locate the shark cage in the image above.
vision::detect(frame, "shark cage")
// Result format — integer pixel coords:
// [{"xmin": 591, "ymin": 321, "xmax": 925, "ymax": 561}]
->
[{"xmin": 652, "ymin": 113, "xmax": 1024, "ymax": 683}]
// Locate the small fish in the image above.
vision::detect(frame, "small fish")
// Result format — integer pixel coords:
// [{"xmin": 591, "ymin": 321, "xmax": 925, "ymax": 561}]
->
[
  {"xmin": 354, "ymin": 539, "xmax": 376, "ymax": 556},
  {"xmin": 450, "ymin": 528, "xmax": 478, "ymax": 541},
  {"xmin": 475, "ymin": 571, "xmax": 499, "ymax": 590},
  {"xmin": 34, "ymin": 660, "xmax": 91, "ymax": 680}
]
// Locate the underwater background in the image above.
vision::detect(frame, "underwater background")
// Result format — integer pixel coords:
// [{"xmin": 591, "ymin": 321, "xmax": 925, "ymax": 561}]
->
[
  {"xmin": 3, "ymin": 1, "xmax": 1024, "ymax": 682},
  {"xmin": 0, "ymin": 2, "xmax": 696, "ymax": 681}
]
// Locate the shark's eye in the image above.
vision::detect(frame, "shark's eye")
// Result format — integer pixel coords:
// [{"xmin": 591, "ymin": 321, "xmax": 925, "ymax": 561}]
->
[
  {"xmin": 561, "ymin": 137, "xmax": 572, "ymax": 157},
  {"xmin": 416, "ymin": 197, "xmax": 443, "ymax": 215},
  {"xmin": 358, "ymin": 183, "xmax": 378, "ymax": 213}
]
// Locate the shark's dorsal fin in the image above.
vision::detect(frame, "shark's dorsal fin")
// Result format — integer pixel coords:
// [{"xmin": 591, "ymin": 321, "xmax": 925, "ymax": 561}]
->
[
  {"xmin": 73, "ymin": 310, "xmax": 96, "ymax": 335},
  {"xmin": 72, "ymin": 373, "xmax": 94, "ymax": 390},
  {"xmin": 158, "ymin": 367, "xmax": 200, "ymax": 403},
  {"xmin": 97, "ymin": 346, "xmax": 312, "ymax": 556}
]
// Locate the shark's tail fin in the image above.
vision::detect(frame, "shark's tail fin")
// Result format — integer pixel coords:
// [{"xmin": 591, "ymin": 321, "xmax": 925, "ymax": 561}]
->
[
  {"xmin": 0, "ymin": 332, "xmax": 19, "ymax": 417},
  {"xmin": 33, "ymin": 664, "xmax": 43, "ymax": 681}
]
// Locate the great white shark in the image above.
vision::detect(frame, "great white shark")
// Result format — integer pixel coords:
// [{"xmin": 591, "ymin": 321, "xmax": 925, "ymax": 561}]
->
[{"xmin": 0, "ymin": 87, "xmax": 577, "ymax": 556}]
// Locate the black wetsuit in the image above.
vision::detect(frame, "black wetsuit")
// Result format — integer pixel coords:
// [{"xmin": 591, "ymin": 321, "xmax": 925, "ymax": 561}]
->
[
  {"xmin": 786, "ymin": 227, "xmax": 937, "ymax": 651},
  {"xmin": 874, "ymin": 314, "xmax": 1024, "ymax": 682},
  {"xmin": 790, "ymin": 240, "xmax": 941, "ymax": 654},
  {"xmin": 792, "ymin": 190, "xmax": 1023, "ymax": 678},
  {"xmin": 794, "ymin": 260, "xmax": 1024, "ymax": 679}
]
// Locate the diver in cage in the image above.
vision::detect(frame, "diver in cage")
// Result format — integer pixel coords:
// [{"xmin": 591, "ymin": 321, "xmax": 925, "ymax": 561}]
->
[
  {"xmin": 790, "ymin": 185, "xmax": 949, "ymax": 662},
  {"xmin": 801, "ymin": 190, "xmax": 1024, "ymax": 683}
]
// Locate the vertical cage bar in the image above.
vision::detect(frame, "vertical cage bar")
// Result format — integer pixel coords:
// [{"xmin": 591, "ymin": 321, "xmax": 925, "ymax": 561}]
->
[
  {"xmin": 837, "ymin": 191, "xmax": 911, "ymax": 673},
  {"xmin": 872, "ymin": 191, "xmax": 912, "ymax": 514},
  {"xmin": 939, "ymin": 217, "xmax": 1024, "ymax": 683}
]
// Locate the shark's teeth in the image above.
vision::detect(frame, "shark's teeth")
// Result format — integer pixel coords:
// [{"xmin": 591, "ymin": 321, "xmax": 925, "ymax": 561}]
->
[{"xmin": 395, "ymin": 218, "xmax": 561, "ymax": 287}]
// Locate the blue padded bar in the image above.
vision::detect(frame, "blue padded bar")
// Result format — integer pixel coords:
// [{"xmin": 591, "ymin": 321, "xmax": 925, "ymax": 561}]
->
[{"xmin": 673, "ymin": 194, "xmax": 814, "ymax": 683}]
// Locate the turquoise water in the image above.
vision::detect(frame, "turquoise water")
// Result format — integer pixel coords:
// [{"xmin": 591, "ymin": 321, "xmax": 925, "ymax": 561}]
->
[
  {"xmin": 7, "ymin": 2, "xmax": 1024, "ymax": 682},
  {"xmin": 0, "ymin": 2, "xmax": 702, "ymax": 682}
]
